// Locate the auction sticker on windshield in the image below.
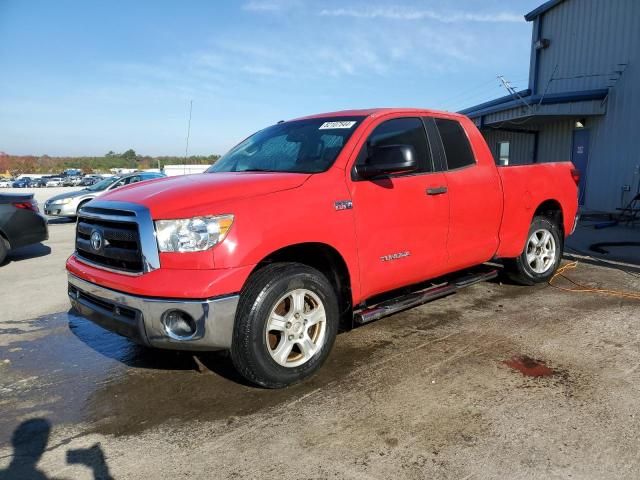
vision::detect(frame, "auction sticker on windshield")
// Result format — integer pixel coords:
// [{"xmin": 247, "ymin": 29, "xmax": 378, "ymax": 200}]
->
[{"xmin": 319, "ymin": 121, "xmax": 357, "ymax": 130}]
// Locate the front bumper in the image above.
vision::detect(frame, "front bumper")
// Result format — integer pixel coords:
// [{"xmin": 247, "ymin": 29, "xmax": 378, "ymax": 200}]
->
[
  {"xmin": 44, "ymin": 202, "xmax": 77, "ymax": 217},
  {"xmin": 67, "ymin": 273, "xmax": 239, "ymax": 351}
]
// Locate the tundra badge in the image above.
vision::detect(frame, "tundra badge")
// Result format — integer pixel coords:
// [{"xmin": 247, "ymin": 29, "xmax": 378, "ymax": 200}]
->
[
  {"xmin": 334, "ymin": 200, "xmax": 353, "ymax": 211},
  {"xmin": 380, "ymin": 251, "xmax": 411, "ymax": 262}
]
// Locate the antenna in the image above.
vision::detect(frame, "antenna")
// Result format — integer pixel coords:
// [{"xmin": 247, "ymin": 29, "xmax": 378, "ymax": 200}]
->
[
  {"xmin": 184, "ymin": 99, "xmax": 193, "ymax": 174},
  {"xmin": 497, "ymin": 75, "xmax": 531, "ymax": 109}
]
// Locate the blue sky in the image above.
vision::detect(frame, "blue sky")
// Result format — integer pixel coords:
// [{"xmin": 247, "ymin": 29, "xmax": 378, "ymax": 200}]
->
[{"xmin": 0, "ymin": 0, "xmax": 542, "ymax": 156}]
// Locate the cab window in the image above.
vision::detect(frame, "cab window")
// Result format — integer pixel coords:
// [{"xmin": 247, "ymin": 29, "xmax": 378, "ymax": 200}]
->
[
  {"xmin": 434, "ymin": 118, "xmax": 476, "ymax": 170},
  {"xmin": 355, "ymin": 117, "xmax": 432, "ymax": 175}
]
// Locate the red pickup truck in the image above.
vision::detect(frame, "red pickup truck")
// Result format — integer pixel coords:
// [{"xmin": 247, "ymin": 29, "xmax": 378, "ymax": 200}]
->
[{"xmin": 67, "ymin": 108, "xmax": 578, "ymax": 388}]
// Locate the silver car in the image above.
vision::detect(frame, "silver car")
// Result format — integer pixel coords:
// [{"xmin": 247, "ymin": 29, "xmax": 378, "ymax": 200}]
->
[{"xmin": 44, "ymin": 172, "xmax": 166, "ymax": 218}]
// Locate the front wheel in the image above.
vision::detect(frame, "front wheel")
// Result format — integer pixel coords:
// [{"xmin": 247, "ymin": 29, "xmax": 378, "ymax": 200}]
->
[
  {"xmin": 231, "ymin": 262, "xmax": 339, "ymax": 388},
  {"xmin": 504, "ymin": 216, "xmax": 563, "ymax": 285}
]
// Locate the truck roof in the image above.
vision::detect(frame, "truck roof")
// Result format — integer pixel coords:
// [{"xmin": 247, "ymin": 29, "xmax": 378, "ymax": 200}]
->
[{"xmin": 293, "ymin": 108, "xmax": 466, "ymax": 121}]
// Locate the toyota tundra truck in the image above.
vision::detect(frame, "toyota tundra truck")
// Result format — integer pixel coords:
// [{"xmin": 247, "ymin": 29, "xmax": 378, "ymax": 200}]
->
[{"xmin": 66, "ymin": 108, "xmax": 579, "ymax": 388}]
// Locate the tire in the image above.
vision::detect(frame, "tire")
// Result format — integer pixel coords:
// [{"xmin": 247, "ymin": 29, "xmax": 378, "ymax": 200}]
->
[
  {"xmin": 0, "ymin": 236, "xmax": 9, "ymax": 265},
  {"xmin": 231, "ymin": 262, "xmax": 339, "ymax": 388},
  {"xmin": 505, "ymin": 216, "xmax": 563, "ymax": 285}
]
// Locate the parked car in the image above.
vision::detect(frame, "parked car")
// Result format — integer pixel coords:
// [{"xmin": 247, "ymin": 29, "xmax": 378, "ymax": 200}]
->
[
  {"xmin": 79, "ymin": 176, "xmax": 99, "ymax": 186},
  {"xmin": 0, "ymin": 179, "xmax": 12, "ymax": 188},
  {"xmin": 44, "ymin": 172, "xmax": 166, "ymax": 218},
  {"xmin": 45, "ymin": 178, "xmax": 64, "ymax": 187},
  {"xmin": 66, "ymin": 108, "xmax": 579, "ymax": 388},
  {"xmin": 29, "ymin": 178, "xmax": 48, "ymax": 188},
  {"xmin": 12, "ymin": 178, "xmax": 32, "ymax": 188},
  {"xmin": 63, "ymin": 176, "xmax": 83, "ymax": 187},
  {"xmin": 0, "ymin": 193, "xmax": 48, "ymax": 264}
]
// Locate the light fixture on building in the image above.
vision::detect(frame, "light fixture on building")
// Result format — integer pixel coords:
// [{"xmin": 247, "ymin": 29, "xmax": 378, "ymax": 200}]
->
[
  {"xmin": 575, "ymin": 119, "xmax": 586, "ymax": 129},
  {"xmin": 535, "ymin": 38, "xmax": 550, "ymax": 50}
]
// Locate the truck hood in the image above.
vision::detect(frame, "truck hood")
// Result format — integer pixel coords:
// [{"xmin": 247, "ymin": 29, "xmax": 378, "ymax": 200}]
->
[{"xmin": 101, "ymin": 172, "xmax": 311, "ymax": 218}]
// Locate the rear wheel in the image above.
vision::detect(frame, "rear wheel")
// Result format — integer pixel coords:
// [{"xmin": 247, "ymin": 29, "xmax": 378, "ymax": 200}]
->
[
  {"xmin": 0, "ymin": 236, "xmax": 9, "ymax": 265},
  {"xmin": 505, "ymin": 216, "xmax": 562, "ymax": 285},
  {"xmin": 231, "ymin": 262, "xmax": 339, "ymax": 388}
]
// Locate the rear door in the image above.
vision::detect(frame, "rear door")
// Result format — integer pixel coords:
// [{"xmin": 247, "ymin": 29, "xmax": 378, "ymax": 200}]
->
[
  {"xmin": 430, "ymin": 117, "xmax": 502, "ymax": 271},
  {"xmin": 348, "ymin": 116, "xmax": 450, "ymax": 300}
]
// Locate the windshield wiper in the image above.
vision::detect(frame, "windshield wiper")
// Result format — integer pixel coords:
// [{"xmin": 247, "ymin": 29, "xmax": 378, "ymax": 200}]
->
[{"xmin": 238, "ymin": 168, "xmax": 278, "ymax": 173}]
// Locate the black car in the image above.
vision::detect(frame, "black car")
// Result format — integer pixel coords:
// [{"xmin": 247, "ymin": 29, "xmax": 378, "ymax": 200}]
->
[
  {"xmin": 29, "ymin": 178, "xmax": 48, "ymax": 188},
  {"xmin": 0, "ymin": 193, "xmax": 49, "ymax": 264}
]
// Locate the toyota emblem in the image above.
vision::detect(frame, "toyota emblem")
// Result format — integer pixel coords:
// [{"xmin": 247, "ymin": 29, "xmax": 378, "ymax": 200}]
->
[{"xmin": 90, "ymin": 230, "xmax": 103, "ymax": 251}]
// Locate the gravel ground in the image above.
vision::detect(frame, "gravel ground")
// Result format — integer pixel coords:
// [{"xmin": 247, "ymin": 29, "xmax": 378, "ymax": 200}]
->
[{"xmin": 0, "ymin": 219, "xmax": 639, "ymax": 479}]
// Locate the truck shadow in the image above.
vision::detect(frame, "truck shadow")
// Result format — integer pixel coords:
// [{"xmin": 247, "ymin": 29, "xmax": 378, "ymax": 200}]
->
[
  {"xmin": 67, "ymin": 310, "xmax": 253, "ymax": 384},
  {"xmin": 67, "ymin": 310, "xmax": 201, "ymax": 372},
  {"xmin": 0, "ymin": 418, "xmax": 114, "ymax": 480}
]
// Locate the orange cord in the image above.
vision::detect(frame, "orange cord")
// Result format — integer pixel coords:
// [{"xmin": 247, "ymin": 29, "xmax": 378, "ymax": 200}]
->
[{"xmin": 548, "ymin": 261, "xmax": 640, "ymax": 300}]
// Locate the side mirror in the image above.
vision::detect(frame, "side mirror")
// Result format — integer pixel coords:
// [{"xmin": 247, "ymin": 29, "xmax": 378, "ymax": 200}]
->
[{"xmin": 355, "ymin": 144, "xmax": 418, "ymax": 179}]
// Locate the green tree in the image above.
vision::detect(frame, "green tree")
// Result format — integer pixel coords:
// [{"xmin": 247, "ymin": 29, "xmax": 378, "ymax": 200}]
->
[{"xmin": 121, "ymin": 149, "xmax": 136, "ymax": 161}]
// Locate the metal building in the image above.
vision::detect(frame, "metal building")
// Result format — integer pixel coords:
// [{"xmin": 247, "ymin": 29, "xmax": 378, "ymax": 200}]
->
[{"xmin": 460, "ymin": 0, "xmax": 640, "ymax": 212}]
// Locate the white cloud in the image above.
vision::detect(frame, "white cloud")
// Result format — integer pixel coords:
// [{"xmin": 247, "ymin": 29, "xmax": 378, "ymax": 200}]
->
[
  {"xmin": 319, "ymin": 7, "xmax": 522, "ymax": 23},
  {"xmin": 243, "ymin": 2, "xmax": 282, "ymax": 12},
  {"xmin": 242, "ymin": 0, "xmax": 300, "ymax": 12}
]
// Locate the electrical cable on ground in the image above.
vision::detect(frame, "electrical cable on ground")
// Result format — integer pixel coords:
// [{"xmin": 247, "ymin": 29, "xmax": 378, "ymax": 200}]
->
[{"xmin": 548, "ymin": 261, "xmax": 640, "ymax": 300}]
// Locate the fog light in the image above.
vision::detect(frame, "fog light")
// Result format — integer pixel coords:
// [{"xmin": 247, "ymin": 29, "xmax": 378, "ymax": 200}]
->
[{"xmin": 162, "ymin": 310, "xmax": 197, "ymax": 339}]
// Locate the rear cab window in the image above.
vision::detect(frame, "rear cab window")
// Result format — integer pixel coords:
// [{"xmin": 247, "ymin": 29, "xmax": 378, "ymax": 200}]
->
[{"xmin": 434, "ymin": 118, "xmax": 476, "ymax": 170}]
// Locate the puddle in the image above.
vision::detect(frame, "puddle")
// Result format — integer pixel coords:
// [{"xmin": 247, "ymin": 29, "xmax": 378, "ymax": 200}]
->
[
  {"xmin": 0, "ymin": 311, "xmax": 382, "ymax": 443},
  {"xmin": 503, "ymin": 355, "xmax": 554, "ymax": 377}
]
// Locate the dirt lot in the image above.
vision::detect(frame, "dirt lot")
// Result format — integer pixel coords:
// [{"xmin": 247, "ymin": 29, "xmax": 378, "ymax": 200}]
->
[{"xmin": 1, "ymin": 214, "xmax": 639, "ymax": 479}]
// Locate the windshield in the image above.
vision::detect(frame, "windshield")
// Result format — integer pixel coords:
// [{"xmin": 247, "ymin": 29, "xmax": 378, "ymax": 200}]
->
[
  {"xmin": 208, "ymin": 117, "xmax": 365, "ymax": 174},
  {"xmin": 85, "ymin": 177, "xmax": 119, "ymax": 191}
]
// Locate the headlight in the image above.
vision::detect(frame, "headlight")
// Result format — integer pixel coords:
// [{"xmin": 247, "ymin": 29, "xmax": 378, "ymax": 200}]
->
[
  {"xmin": 155, "ymin": 215, "xmax": 234, "ymax": 252},
  {"xmin": 54, "ymin": 197, "xmax": 73, "ymax": 205}
]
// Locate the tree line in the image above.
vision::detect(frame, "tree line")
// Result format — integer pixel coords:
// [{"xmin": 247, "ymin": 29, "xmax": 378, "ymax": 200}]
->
[{"xmin": 0, "ymin": 150, "xmax": 220, "ymax": 176}]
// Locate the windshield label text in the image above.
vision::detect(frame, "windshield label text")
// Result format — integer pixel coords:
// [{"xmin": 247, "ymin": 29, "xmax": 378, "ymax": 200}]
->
[{"xmin": 319, "ymin": 121, "xmax": 356, "ymax": 130}]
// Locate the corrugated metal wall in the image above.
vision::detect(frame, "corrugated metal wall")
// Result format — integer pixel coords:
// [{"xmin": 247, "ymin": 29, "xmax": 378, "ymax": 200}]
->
[
  {"xmin": 471, "ymin": 0, "xmax": 640, "ymax": 211},
  {"xmin": 534, "ymin": 0, "xmax": 639, "ymax": 95},
  {"xmin": 536, "ymin": 120, "xmax": 574, "ymax": 164},
  {"xmin": 481, "ymin": 130, "xmax": 536, "ymax": 165},
  {"xmin": 526, "ymin": 0, "xmax": 640, "ymax": 211}
]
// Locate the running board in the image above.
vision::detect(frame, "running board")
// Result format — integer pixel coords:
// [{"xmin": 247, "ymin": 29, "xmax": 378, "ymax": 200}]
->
[{"xmin": 354, "ymin": 268, "xmax": 498, "ymax": 325}]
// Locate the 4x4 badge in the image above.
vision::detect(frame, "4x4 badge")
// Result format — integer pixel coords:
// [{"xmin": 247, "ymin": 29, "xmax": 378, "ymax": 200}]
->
[{"xmin": 334, "ymin": 200, "xmax": 353, "ymax": 211}]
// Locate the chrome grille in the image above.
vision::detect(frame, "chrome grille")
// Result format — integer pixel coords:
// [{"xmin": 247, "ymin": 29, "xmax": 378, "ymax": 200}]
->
[{"xmin": 74, "ymin": 201, "xmax": 160, "ymax": 275}]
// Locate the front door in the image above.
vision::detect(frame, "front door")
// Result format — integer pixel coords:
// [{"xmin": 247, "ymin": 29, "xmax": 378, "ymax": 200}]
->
[
  {"xmin": 571, "ymin": 129, "xmax": 590, "ymax": 206},
  {"xmin": 348, "ymin": 116, "xmax": 450, "ymax": 300}
]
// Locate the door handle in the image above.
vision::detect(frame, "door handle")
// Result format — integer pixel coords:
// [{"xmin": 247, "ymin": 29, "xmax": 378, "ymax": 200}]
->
[{"xmin": 426, "ymin": 186, "xmax": 448, "ymax": 196}]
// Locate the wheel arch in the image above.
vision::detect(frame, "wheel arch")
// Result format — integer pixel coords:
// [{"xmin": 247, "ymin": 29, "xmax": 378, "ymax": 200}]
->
[
  {"xmin": 533, "ymin": 199, "xmax": 564, "ymax": 237},
  {"xmin": 77, "ymin": 197, "xmax": 95, "ymax": 211},
  {"xmin": 249, "ymin": 242, "xmax": 354, "ymax": 330}
]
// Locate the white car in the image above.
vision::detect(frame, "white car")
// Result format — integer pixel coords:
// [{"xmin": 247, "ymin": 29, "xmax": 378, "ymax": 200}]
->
[
  {"xmin": 0, "ymin": 179, "xmax": 12, "ymax": 188},
  {"xmin": 46, "ymin": 178, "xmax": 64, "ymax": 187}
]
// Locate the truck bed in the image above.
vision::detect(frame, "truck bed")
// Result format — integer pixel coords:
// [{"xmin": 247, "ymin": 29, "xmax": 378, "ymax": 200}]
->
[{"xmin": 496, "ymin": 161, "xmax": 579, "ymax": 258}]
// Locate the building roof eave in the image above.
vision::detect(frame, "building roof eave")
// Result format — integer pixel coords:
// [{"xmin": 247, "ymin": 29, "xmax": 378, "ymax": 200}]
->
[
  {"xmin": 524, "ymin": 0, "xmax": 567, "ymax": 21},
  {"xmin": 458, "ymin": 89, "xmax": 531, "ymax": 115},
  {"xmin": 459, "ymin": 89, "xmax": 609, "ymax": 119}
]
